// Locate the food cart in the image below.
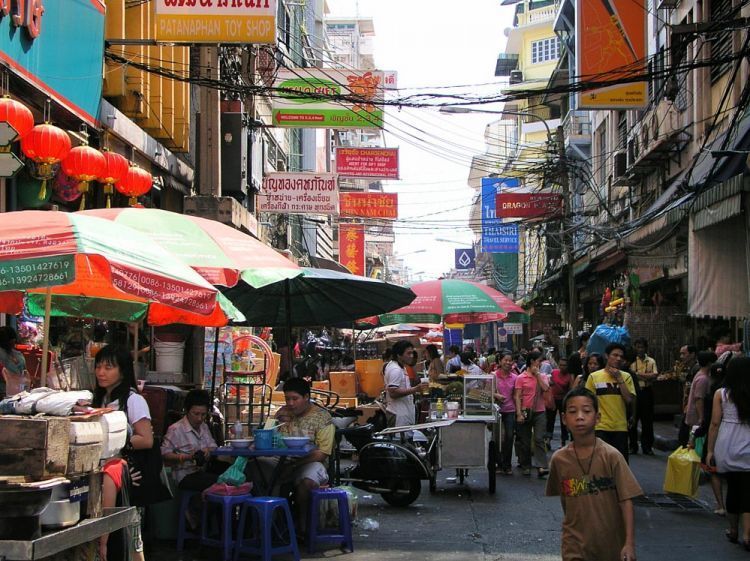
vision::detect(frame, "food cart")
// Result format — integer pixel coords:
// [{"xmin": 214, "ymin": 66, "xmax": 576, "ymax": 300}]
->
[{"xmin": 432, "ymin": 372, "xmax": 498, "ymax": 494}]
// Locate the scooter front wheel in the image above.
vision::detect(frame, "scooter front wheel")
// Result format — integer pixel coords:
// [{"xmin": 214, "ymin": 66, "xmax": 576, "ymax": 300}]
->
[{"xmin": 381, "ymin": 478, "xmax": 421, "ymax": 507}]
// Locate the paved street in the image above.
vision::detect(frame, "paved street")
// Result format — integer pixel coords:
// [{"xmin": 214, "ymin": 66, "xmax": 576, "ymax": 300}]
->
[{"xmin": 153, "ymin": 430, "xmax": 746, "ymax": 561}]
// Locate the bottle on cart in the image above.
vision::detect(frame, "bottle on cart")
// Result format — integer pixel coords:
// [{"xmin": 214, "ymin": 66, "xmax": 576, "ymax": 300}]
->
[
  {"xmin": 436, "ymin": 398, "xmax": 444, "ymax": 420},
  {"xmin": 233, "ymin": 420, "xmax": 243, "ymax": 439}
]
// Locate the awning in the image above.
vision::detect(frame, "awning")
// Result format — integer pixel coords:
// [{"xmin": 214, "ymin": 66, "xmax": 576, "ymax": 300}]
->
[
  {"xmin": 693, "ymin": 192, "xmax": 743, "ymax": 231},
  {"xmin": 308, "ymin": 256, "xmax": 352, "ymax": 274},
  {"xmin": 623, "ymin": 192, "xmax": 692, "ymax": 246},
  {"xmin": 594, "ymin": 250, "xmax": 627, "ymax": 272},
  {"xmin": 572, "ymin": 255, "xmax": 591, "ymax": 276}
]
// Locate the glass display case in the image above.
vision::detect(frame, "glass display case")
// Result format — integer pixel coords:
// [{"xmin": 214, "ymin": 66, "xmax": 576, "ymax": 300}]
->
[{"xmin": 462, "ymin": 373, "xmax": 496, "ymax": 419}]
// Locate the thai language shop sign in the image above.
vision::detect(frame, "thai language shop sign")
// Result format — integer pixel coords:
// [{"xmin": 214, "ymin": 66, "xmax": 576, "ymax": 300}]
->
[
  {"xmin": 495, "ymin": 193, "xmax": 563, "ymax": 219},
  {"xmin": 272, "ymin": 69, "xmax": 384, "ymax": 129},
  {"xmin": 338, "ymin": 223, "xmax": 365, "ymax": 276},
  {"xmin": 481, "ymin": 177, "xmax": 520, "ymax": 253},
  {"xmin": 154, "ymin": 0, "xmax": 277, "ymax": 44},
  {"xmin": 0, "ymin": 0, "xmax": 104, "ymax": 127},
  {"xmin": 340, "ymin": 192, "xmax": 398, "ymax": 220},
  {"xmin": 335, "ymin": 147, "xmax": 399, "ymax": 179},
  {"xmin": 259, "ymin": 173, "xmax": 338, "ymax": 215},
  {"xmin": 576, "ymin": 0, "xmax": 646, "ymax": 109}
]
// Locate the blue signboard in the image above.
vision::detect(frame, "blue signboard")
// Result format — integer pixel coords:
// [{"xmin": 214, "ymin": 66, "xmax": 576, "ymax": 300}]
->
[
  {"xmin": 454, "ymin": 248, "xmax": 475, "ymax": 270},
  {"xmin": 481, "ymin": 177, "xmax": 520, "ymax": 253},
  {"xmin": 0, "ymin": 1, "xmax": 105, "ymax": 126}
]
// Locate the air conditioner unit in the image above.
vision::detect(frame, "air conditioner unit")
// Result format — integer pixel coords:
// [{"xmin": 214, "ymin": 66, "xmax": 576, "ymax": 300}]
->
[
  {"xmin": 612, "ymin": 150, "xmax": 629, "ymax": 186},
  {"xmin": 509, "ymin": 70, "xmax": 524, "ymax": 84},
  {"xmin": 627, "ymin": 100, "xmax": 681, "ymax": 168},
  {"xmin": 275, "ymin": 158, "xmax": 287, "ymax": 171}
]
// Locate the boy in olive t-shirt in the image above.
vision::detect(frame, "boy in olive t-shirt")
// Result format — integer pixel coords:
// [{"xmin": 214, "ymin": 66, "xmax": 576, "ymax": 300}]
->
[{"xmin": 546, "ymin": 387, "xmax": 642, "ymax": 561}]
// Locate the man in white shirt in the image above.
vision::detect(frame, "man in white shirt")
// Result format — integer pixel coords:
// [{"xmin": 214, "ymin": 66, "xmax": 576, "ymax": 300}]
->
[{"xmin": 384, "ymin": 340, "xmax": 428, "ymax": 427}]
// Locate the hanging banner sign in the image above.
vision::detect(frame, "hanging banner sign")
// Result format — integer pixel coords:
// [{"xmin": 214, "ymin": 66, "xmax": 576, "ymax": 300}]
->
[
  {"xmin": 501, "ymin": 322, "xmax": 524, "ymax": 335},
  {"xmin": 338, "ymin": 223, "xmax": 365, "ymax": 276},
  {"xmin": 481, "ymin": 177, "xmax": 520, "ymax": 253},
  {"xmin": 335, "ymin": 147, "xmax": 399, "ymax": 179},
  {"xmin": 154, "ymin": 0, "xmax": 277, "ymax": 44},
  {"xmin": 259, "ymin": 173, "xmax": 338, "ymax": 215},
  {"xmin": 340, "ymin": 192, "xmax": 398, "ymax": 219},
  {"xmin": 272, "ymin": 69, "xmax": 384, "ymax": 129},
  {"xmin": 577, "ymin": 0, "xmax": 647, "ymax": 109},
  {"xmin": 495, "ymin": 193, "xmax": 563, "ymax": 219},
  {"xmin": 454, "ymin": 249, "xmax": 476, "ymax": 270}
]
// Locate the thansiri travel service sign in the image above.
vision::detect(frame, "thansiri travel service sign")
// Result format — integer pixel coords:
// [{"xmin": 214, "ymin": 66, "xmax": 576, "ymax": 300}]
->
[
  {"xmin": 259, "ymin": 173, "xmax": 338, "ymax": 215},
  {"xmin": 272, "ymin": 69, "xmax": 385, "ymax": 128},
  {"xmin": 154, "ymin": 0, "xmax": 277, "ymax": 44},
  {"xmin": 481, "ymin": 177, "xmax": 519, "ymax": 253}
]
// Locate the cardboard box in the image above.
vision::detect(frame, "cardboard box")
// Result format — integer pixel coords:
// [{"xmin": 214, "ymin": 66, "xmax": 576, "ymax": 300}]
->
[
  {"xmin": 0, "ymin": 416, "xmax": 70, "ymax": 478},
  {"xmin": 330, "ymin": 371, "xmax": 357, "ymax": 397}
]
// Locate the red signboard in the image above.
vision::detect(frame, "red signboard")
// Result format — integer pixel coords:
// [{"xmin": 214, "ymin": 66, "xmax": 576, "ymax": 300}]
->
[
  {"xmin": 340, "ymin": 192, "xmax": 398, "ymax": 219},
  {"xmin": 339, "ymin": 223, "xmax": 365, "ymax": 276},
  {"xmin": 335, "ymin": 147, "xmax": 399, "ymax": 179},
  {"xmin": 495, "ymin": 193, "xmax": 563, "ymax": 219}
]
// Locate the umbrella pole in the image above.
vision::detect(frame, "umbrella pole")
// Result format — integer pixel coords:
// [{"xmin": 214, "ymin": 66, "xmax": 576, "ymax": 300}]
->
[
  {"xmin": 40, "ymin": 288, "xmax": 52, "ymax": 387},
  {"xmin": 209, "ymin": 327, "xmax": 219, "ymax": 405},
  {"xmin": 352, "ymin": 322, "xmax": 357, "ymax": 362},
  {"xmin": 285, "ymin": 279, "xmax": 293, "ymax": 379}
]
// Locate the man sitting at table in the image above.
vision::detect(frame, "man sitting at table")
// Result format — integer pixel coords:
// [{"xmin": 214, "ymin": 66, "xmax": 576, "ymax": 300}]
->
[{"xmin": 272, "ymin": 377, "xmax": 335, "ymax": 534}]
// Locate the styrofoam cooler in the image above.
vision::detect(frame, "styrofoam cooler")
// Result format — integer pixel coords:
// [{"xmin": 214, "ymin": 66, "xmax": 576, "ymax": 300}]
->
[
  {"xmin": 154, "ymin": 338, "xmax": 185, "ymax": 373},
  {"xmin": 98, "ymin": 411, "xmax": 128, "ymax": 459},
  {"xmin": 69, "ymin": 420, "xmax": 104, "ymax": 445}
]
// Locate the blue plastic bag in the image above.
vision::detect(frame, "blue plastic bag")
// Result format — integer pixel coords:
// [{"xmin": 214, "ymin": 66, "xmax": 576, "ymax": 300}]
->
[{"xmin": 587, "ymin": 324, "xmax": 631, "ymax": 355}]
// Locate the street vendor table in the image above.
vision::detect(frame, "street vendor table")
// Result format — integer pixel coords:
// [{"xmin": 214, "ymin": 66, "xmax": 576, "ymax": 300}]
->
[
  {"xmin": 212, "ymin": 445, "xmax": 317, "ymax": 495},
  {"xmin": 437, "ymin": 416, "xmax": 497, "ymax": 494},
  {"xmin": 0, "ymin": 507, "xmax": 137, "ymax": 561}
]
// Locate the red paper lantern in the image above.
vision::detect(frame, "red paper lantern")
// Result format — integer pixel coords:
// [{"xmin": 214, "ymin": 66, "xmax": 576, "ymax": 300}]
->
[
  {"xmin": 62, "ymin": 145, "xmax": 106, "ymax": 210},
  {"xmin": 98, "ymin": 150, "xmax": 129, "ymax": 208},
  {"xmin": 115, "ymin": 165, "xmax": 152, "ymax": 206},
  {"xmin": 21, "ymin": 123, "xmax": 71, "ymax": 199},
  {"xmin": 0, "ymin": 96, "xmax": 34, "ymax": 141}
]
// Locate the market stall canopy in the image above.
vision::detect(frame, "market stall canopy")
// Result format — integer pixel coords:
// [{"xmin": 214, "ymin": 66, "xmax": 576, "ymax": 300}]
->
[
  {"xmin": 361, "ymin": 278, "xmax": 529, "ymax": 326},
  {"xmin": 82, "ymin": 207, "xmax": 301, "ymax": 288},
  {"xmin": 221, "ymin": 267, "xmax": 417, "ymax": 327}
]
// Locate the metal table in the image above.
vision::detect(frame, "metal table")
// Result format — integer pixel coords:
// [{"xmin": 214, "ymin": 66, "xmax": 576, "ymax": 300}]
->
[
  {"xmin": 437, "ymin": 415, "xmax": 498, "ymax": 494},
  {"xmin": 0, "ymin": 507, "xmax": 137, "ymax": 561}
]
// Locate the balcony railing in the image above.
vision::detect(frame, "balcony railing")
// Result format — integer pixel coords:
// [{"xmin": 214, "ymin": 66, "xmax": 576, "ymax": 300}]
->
[{"xmin": 562, "ymin": 110, "xmax": 592, "ymax": 144}]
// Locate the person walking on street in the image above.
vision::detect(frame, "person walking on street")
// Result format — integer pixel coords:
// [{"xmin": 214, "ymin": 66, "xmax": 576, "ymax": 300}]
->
[
  {"xmin": 575, "ymin": 352, "xmax": 604, "ymax": 388},
  {"xmin": 706, "ymin": 356, "xmax": 750, "ymax": 550},
  {"xmin": 514, "ymin": 350, "xmax": 550, "ymax": 478},
  {"xmin": 494, "ymin": 350, "xmax": 518, "ymax": 475},
  {"xmin": 546, "ymin": 386, "xmax": 642, "ymax": 561},
  {"xmin": 629, "ymin": 338, "xmax": 658, "ymax": 455},
  {"xmin": 585, "ymin": 343, "xmax": 635, "ymax": 462},
  {"xmin": 547, "ymin": 356, "xmax": 573, "ymax": 449},
  {"xmin": 679, "ymin": 344, "xmax": 700, "ymax": 446},
  {"xmin": 384, "ymin": 340, "xmax": 428, "ymax": 427}
]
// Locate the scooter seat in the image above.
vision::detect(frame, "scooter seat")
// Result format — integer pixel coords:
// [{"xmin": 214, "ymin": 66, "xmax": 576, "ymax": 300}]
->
[{"xmin": 337, "ymin": 423, "xmax": 374, "ymax": 438}]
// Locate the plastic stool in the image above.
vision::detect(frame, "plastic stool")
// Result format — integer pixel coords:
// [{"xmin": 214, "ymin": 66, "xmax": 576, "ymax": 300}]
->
[
  {"xmin": 176, "ymin": 491, "xmax": 199, "ymax": 551},
  {"xmin": 307, "ymin": 487, "xmax": 353, "ymax": 553},
  {"xmin": 200, "ymin": 493, "xmax": 252, "ymax": 561},
  {"xmin": 233, "ymin": 497, "xmax": 300, "ymax": 561}
]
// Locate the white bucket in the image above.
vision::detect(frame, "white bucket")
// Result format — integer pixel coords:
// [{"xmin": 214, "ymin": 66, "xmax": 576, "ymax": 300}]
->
[{"xmin": 154, "ymin": 338, "xmax": 185, "ymax": 373}]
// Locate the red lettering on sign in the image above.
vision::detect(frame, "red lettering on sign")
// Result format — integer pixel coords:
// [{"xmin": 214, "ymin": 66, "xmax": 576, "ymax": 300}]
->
[{"xmin": 6, "ymin": 0, "xmax": 43, "ymax": 39}]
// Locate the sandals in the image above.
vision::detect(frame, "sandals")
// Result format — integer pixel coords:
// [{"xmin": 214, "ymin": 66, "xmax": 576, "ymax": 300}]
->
[
  {"xmin": 714, "ymin": 508, "xmax": 726, "ymax": 517},
  {"xmin": 538, "ymin": 469, "xmax": 550, "ymax": 479},
  {"xmin": 726, "ymin": 530, "xmax": 739, "ymax": 544}
]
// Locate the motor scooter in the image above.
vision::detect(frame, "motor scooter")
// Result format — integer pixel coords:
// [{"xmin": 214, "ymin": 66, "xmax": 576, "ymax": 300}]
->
[{"xmin": 331, "ymin": 405, "xmax": 453, "ymax": 507}]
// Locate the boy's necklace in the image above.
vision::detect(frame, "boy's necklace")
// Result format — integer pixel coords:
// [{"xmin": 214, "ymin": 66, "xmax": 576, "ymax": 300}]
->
[{"xmin": 573, "ymin": 439, "xmax": 597, "ymax": 476}]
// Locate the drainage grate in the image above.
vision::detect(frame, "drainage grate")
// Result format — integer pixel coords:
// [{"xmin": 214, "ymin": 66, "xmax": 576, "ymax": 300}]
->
[{"xmin": 633, "ymin": 493, "xmax": 708, "ymax": 511}]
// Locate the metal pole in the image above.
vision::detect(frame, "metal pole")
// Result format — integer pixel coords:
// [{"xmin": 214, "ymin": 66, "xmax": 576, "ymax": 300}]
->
[
  {"xmin": 285, "ymin": 279, "xmax": 294, "ymax": 378},
  {"xmin": 557, "ymin": 125, "xmax": 578, "ymax": 342},
  {"xmin": 209, "ymin": 327, "xmax": 220, "ymax": 405}
]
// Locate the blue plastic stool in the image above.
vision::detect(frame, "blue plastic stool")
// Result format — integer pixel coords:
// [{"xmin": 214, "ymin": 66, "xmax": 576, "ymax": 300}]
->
[
  {"xmin": 176, "ymin": 490, "xmax": 199, "ymax": 551},
  {"xmin": 307, "ymin": 487, "xmax": 354, "ymax": 553},
  {"xmin": 200, "ymin": 492, "xmax": 252, "ymax": 561},
  {"xmin": 233, "ymin": 497, "xmax": 300, "ymax": 561}
]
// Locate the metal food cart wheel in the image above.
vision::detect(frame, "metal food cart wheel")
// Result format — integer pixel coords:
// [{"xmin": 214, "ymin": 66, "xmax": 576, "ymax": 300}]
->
[
  {"xmin": 381, "ymin": 479, "xmax": 421, "ymax": 507},
  {"xmin": 488, "ymin": 440, "xmax": 497, "ymax": 494},
  {"xmin": 458, "ymin": 469, "xmax": 466, "ymax": 485}
]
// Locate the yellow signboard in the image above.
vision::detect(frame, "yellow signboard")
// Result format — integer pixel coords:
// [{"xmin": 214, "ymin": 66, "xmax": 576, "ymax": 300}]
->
[{"xmin": 154, "ymin": 0, "xmax": 277, "ymax": 44}]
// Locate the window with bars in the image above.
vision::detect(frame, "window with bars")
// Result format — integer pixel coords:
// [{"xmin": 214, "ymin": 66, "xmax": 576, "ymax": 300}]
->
[
  {"xmin": 531, "ymin": 37, "xmax": 560, "ymax": 64},
  {"xmin": 710, "ymin": 0, "xmax": 732, "ymax": 83}
]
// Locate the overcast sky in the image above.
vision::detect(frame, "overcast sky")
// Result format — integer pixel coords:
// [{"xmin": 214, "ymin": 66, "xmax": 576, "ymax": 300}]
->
[{"xmin": 326, "ymin": 0, "xmax": 515, "ymax": 281}]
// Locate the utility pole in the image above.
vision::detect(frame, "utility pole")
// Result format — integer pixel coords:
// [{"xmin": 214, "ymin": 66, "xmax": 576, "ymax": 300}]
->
[
  {"xmin": 198, "ymin": 46, "xmax": 221, "ymax": 196},
  {"xmin": 557, "ymin": 125, "xmax": 578, "ymax": 342}
]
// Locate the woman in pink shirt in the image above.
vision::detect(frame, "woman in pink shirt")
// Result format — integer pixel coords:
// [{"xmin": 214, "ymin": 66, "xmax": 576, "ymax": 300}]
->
[
  {"xmin": 514, "ymin": 350, "xmax": 550, "ymax": 477},
  {"xmin": 545, "ymin": 355, "xmax": 574, "ymax": 448},
  {"xmin": 494, "ymin": 351, "xmax": 518, "ymax": 475}
]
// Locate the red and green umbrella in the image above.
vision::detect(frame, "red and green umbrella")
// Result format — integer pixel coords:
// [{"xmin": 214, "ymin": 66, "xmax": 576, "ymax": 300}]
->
[
  {"xmin": 83, "ymin": 208, "xmax": 301, "ymax": 288},
  {"xmin": 361, "ymin": 278, "xmax": 529, "ymax": 326}
]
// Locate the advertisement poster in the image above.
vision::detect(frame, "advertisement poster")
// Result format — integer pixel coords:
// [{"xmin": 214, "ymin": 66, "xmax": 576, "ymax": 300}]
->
[
  {"xmin": 495, "ymin": 193, "xmax": 563, "ymax": 219},
  {"xmin": 481, "ymin": 177, "xmax": 520, "ymax": 253},
  {"xmin": 154, "ymin": 0, "xmax": 277, "ymax": 44},
  {"xmin": 259, "ymin": 173, "xmax": 338, "ymax": 215},
  {"xmin": 272, "ymin": 69, "xmax": 384, "ymax": 128},
  {"xmin": 577, "ymin": 0, "xmax": 647, "ymax": 109},
  {"xmin": 335, "ymin": 147, "xmax": 399, "ymax": 179},
  {"xmin": 340, "ymin": 192, "xmax": 398, "ymax": 219},
  {"xmin": 338, "ymin": 223, "xmax": 365, "ymax": 275}
]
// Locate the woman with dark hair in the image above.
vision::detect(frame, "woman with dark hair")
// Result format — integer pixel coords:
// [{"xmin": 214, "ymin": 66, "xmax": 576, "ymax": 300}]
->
[
  {"xmin": 514, "ymin": 350, "xmax": 550, "ymax": 477},
  {"xmin": 424, "ymin": 344, "xmax": 444, "ymax": 383},
  {"xmin": 575, "ymin": 352, "xmax": 605, "ymax": 388},
  {"xmin": 0, "ymin": 326, "xmax": 27, "ymax": 397},
  {"xmin": 93, "ymin": 345, "xmax": 153, "ymax": 561},
  {"xmin": 707, "ymin": 357, "xmax": 750, "ymax": 549}
]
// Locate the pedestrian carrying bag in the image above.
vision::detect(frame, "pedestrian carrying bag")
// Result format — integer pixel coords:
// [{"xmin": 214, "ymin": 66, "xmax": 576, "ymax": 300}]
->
[{"xmin": 663, "ymin": 446, "xmax": 701, "ymax": 497}]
